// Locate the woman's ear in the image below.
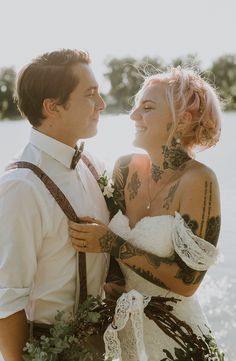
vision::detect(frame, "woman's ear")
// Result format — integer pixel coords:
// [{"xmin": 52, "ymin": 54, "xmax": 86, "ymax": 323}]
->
[
  {"xmin": 179, "ymin": 111, "xmax": 192, "ymax": 125},
  {"xmin": 42, "ymin": 98, "xmax": 59, "ymax": 118},
  {"xmin": 175, "ymin": 111, "xmax": 192, "ymax": 134}
]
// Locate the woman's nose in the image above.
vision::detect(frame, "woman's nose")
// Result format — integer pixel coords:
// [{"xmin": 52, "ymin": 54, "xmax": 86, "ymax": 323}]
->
[{"xmin": 130, "ymin": 107, "xmax": 140, "ymax": 121}]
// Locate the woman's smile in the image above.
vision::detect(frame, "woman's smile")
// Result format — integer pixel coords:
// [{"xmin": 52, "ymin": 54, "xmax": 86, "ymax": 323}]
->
[{"xmin": 135, "ymin": 125, "xmax": 146, "ymax": 134}]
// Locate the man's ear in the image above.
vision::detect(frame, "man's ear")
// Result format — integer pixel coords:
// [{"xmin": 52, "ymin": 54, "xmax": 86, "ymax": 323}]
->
[{"xmin": 42, "ymin": 98, "xmax": 59, "ymax": 118}]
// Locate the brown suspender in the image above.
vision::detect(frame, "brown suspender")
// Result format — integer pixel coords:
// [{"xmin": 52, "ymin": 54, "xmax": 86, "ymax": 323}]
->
[{"xmin": 6, "ymin": 154, "xmax": 100, "ymax": 305}]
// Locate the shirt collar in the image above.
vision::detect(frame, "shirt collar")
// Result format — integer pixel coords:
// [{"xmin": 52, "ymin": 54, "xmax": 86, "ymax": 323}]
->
[{"xmin": 29, "ymin": 128, "xmax": 77, "ymax": 169}]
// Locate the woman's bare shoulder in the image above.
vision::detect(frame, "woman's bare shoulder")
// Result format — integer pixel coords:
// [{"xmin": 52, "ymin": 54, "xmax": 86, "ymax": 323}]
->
[
  {"xmin": 114, "ymin": 153, "xmax": 149, "ymax": 169},
  {"xmin": 181, "ymin": 159, "xmax": 218, "ymax": 184}
]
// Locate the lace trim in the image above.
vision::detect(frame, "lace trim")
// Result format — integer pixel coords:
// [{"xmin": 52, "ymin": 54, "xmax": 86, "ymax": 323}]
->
[
  {"xmin": 103, "ymin": 290, "xmax": 151, "ymax": 361},
  {"xmin": 172, "ymin": 212, "xmax": 219, "ymax": 271}
]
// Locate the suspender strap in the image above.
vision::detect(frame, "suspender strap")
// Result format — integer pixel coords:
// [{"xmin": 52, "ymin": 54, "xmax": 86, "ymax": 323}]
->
[
  {"xmin": 81, "ymin": 154, "xmax": 99, "ymax": 180},
  {"xmin": 7, "ymin": 161, "xmax": 80, "ymax": 220},
  {"xmin": 6, "ymin": 156, "xmax": 100, "ymax": 305}
]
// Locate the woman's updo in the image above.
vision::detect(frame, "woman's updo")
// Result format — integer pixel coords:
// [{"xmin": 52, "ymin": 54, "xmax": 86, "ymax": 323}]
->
[{"xmin": 143, "ymin": 67, "xmax": 222, "ymax": 150}]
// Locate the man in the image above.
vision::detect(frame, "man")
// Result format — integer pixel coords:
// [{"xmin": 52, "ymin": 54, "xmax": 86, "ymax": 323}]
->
[{"xmin": 0, "ymin": 49, "xmax": 109, "ymax": 361}]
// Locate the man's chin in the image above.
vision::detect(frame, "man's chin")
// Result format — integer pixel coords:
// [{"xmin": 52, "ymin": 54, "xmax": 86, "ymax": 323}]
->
[{"xmin": 81, "ymin": 127, "xmax": 98, "ymax": 139}]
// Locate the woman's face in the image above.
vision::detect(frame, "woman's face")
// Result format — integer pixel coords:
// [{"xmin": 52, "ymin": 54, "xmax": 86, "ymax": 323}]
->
[{"xmin": 130, "ymin": 82, "xmax": 173, "ymax": 152}]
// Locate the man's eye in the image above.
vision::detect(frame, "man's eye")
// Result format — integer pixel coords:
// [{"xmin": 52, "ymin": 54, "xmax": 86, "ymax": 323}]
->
[
  {"xmin": 144, "ymin": 107, "xmax": 152, "ymax": 111},
  {"xmin": 87, "ymin": 89, "xmax": 96, "ymax": 96}
]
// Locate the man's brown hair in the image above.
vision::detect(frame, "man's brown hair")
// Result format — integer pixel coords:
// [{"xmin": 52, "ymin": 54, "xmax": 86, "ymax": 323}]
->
[{"xmin": 16, "ymin": 49, "xmax": 90, "ymax": 126}]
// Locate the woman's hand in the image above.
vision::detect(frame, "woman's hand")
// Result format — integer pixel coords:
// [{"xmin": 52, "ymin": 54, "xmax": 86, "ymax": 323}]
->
[
  {"xmin": 69, "ymin": 217, "xmax": 117, "ymax": 253},
  {"xmin": 104, "ymin": 282, "xmax": 126, "ymax": 300}
]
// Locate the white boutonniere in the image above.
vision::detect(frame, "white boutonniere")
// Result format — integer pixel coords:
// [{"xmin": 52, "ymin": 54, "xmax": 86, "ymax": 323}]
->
[{"xmin": 97, "ymin": 171, "xmax": 115, "ymax": 199}]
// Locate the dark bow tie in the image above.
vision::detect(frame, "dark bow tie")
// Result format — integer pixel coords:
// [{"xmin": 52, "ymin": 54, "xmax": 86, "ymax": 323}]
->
[{"xmin": 70, "ymin": 142, "xmax": 84, "ymax": 169}]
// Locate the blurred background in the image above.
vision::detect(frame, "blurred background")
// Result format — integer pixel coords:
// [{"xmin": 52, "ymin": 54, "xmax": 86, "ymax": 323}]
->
[{"xmin": 0, "ymin": 0, "xmax": 235, "ymax": 360}]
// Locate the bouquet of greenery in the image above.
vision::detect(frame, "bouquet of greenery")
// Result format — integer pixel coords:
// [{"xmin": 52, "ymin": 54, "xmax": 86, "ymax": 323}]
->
[{"xmin": 23, "ymin": 296, "xmax": 114, "ymax": 361}]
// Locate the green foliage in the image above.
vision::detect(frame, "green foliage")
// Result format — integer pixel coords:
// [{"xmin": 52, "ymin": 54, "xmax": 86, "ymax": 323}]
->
[
  {"xmin": 207, "ymin": 54, "xmax": 236, "ymax": 110},
  {"xmin": 160, "ymin": 333, "xmax": 224, "ymax": 361},
  {"xmin": 104, "ymin": 56, "xmax": 165, "ymax": 113},
  {"xmin": 170, "ymin": 53, "xmax": 202, "ymax": 71},
  {"xmin": 23, "ymin": 296, "xmax": 109, "ymax": 361},
  {"xmin": 204, "ymin": 333, "xmax": 225, "ymax": 361},
  {"xmin": 0, "ymin": 67, "xmax": 20, "ymax": 119}
]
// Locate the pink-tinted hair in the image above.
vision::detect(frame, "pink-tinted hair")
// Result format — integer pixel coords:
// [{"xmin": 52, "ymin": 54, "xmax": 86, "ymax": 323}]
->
[{"xmin": 136, "ymin": 67, "xmax": 222, "ymax": 150}]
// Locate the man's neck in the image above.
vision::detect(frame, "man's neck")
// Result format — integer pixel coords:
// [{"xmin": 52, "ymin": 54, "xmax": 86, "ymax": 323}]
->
[{"xmin": 34, "ymin": 127, "xmax": 77, "ymax": 148}]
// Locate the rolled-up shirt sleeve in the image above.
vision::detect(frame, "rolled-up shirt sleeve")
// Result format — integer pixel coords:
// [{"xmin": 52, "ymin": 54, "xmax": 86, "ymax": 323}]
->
[{"xmin": 0, "ymin": 177, "xmax": 43, "ymax": 318}]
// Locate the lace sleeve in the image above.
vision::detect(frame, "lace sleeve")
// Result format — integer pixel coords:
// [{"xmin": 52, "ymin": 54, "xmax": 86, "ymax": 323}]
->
[{"xmin": 172, "ymin": 212, "xmax": 219, "ymax": 271}]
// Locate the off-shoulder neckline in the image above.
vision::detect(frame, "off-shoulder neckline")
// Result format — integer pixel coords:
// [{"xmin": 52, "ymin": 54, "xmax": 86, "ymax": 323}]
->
[{"xmin": 114, "ymin": 210, "xmax": 180, "ymax": 230}]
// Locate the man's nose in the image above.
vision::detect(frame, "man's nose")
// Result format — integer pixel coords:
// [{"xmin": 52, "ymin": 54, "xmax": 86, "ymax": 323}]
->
[{"xmin": 97, "ymin": 94, "xmax": 106, "ymax": 111}]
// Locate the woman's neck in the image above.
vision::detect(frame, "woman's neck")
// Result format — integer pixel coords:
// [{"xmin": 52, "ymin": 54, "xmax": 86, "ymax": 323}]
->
[{"xmin": 148, "ymin": 138, "xmax": 192, "ymax": 182}]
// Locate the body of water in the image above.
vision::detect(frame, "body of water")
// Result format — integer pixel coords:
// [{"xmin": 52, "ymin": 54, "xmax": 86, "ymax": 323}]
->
[{"xmin": 0, "ymin": 113, "xmax": 235, "ymax": 360}]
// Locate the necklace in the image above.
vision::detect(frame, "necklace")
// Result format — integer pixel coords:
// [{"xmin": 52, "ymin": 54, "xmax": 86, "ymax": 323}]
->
[{"xmin": 146, "ymin": 165, "xmax": 176, "ymax": 210}]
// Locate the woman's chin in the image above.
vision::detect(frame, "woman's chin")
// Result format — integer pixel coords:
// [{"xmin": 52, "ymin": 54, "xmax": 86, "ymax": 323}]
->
[{"xmin": 133, "ymin": 137, "xmax": 146, "ymax": 149}]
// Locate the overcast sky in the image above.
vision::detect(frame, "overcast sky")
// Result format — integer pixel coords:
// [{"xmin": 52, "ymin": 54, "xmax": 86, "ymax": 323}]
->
[{"xmin": 1, "ymin": 0, "xmax": 235, "ymax": 86}]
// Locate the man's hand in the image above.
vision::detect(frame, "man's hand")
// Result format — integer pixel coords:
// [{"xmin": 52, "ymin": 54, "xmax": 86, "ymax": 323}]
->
[{"xmin": 69, "ymin": 217, "xmax": 117, "ymax": 253}]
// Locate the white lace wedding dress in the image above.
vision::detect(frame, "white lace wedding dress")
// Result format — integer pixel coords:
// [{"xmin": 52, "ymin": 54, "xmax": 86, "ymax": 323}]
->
[{"xmin": 103, "ymin": 210, "xmax": 220, "ymax": 361}]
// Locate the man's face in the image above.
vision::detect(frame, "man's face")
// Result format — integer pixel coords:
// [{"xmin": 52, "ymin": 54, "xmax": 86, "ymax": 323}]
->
[{"xmin": 58, "ymin": 63, "xmax": 106, "ymax": 145}]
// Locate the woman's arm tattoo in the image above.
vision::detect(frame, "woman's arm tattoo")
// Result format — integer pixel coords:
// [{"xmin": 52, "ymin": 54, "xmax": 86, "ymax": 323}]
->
[
  {"xmin": 182, "ymin": 184, "xmax": 220, "ymax": 245},
  {"xmin": 113, "ymin": 155, "xmax": 132, "ymax": 213},
  {"xmin": 182, "ymin": 214, "xmax": 199, "ymax": 234},
  {"xmin": 176, "ymin": 180, "xmax": 220, "ymax": 285},
  {"xmin": 163, "ymin": 181, "xmax": 180, "ymax": 210},
  {"xmin": 200, "ymin": 181, "xmax": 208, "ymax": 235},
  {"xmin": 99, "ymin": 231, "xmax": 117, "ymax": 253},
  {"xmin": 174, "ymin": 255, "xmax": 207, "ymax": 285},
  {"xmin": 98, "ymin": 232, "xmax": 174, "ymax": 288},
  {"xmin": 125, "ymin": 264, "xmax": 169, "ymax": 289},
  {"xmin": 127, "ymin": 171, "xmax": 141, "ymax": 200},
  {"xmin": 205, "ymin": 216, "xmax": 221, "ymax": 245},
  {"xmin": 99, "ymin": 230, "xmax": 208, "ymax": 287}
]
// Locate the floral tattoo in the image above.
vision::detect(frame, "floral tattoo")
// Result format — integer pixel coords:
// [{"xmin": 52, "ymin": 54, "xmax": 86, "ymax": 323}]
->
[{"xmin": 162, "ymin": 138, "xmax": 191, "ymax": 170}]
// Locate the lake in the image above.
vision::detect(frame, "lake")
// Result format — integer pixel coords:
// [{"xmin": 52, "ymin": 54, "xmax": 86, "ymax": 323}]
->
[{"xmin": 0, "ymin": 113, "xmax": 235, "ymax": 360}]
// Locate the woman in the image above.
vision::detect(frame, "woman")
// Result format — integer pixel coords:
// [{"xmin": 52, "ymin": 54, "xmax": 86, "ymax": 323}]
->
[{"xmin": 69, "ymin": 67, "xmax": 223, "ymax": 360}]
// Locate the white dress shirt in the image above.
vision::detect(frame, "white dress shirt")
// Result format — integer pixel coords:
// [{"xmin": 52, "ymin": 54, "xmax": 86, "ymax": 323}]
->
[{"xmin": 0, "ymin": 128, "xmax": 110, "ymax": 324}]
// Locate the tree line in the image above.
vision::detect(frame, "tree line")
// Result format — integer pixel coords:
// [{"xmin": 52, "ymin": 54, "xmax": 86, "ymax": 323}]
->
[{"xmin": 0, "ymin": 53, "xmax": 236, "ymax": 119}]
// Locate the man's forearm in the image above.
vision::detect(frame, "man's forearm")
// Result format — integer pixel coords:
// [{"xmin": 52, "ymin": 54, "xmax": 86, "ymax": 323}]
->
[{"xmin": 0, "ymin": 310, "xmax": 28, "ymax": 361}]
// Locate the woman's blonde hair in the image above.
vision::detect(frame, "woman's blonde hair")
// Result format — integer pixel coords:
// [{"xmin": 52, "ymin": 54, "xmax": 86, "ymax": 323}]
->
[{"xmin": 135, "ymin": 66, "xmax": 222, "ymax": 150}]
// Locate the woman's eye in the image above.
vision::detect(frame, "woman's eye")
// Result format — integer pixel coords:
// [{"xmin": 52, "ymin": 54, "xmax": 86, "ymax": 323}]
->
[{"xmin": 144, "ymin": 107, "xmax": 152, "ymax": 111}]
